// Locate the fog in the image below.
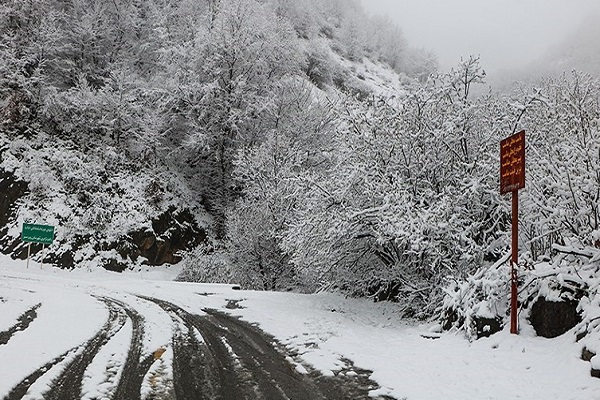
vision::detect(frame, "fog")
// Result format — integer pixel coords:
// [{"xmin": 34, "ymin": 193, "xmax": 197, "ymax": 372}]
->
[{"xmin": 360, "ymin": 0, "xmax": 600, "ymax": 76}]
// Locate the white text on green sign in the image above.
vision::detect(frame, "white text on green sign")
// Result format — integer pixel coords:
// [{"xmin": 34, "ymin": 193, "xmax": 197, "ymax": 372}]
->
[{"xmin": 22, "ymin": 223, "xmax": 55, "ymax": 245}]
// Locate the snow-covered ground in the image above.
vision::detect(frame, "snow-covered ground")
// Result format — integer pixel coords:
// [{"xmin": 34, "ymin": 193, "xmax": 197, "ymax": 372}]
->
[{"xmin": 1, "ymin": 255, "xmax": 599, "ymax": 400}]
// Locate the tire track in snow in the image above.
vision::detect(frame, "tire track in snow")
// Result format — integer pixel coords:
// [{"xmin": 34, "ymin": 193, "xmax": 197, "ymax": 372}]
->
[
  {"xmin": 3, "ymin": 349, "xmax": 74, "ymax": 400},
  {"xmin": 0, "ymin": 304, "xmax": 41, "ymax": 346},
  {"xmin": 41, "ymin": 296, "xmax": 129, "ymax": 400},
  {"xmin": 141, "ymin": 296, "xmax": 225, "ymax": 400},
  {"xmin": 4, "ymin": 294, "xmax": 396, "ymax": 400},
  {"xmin": 4, "ymin": 295, "xmax": 163, "ymax": 400},
  {"xmin": 3, "ymin": 296, "xmax": 124, "ymax": 400},
  {"xmin": 206, "ymin": 309, "xmax": 398, "ymax": 400},
  {"xmin": 201, "ymin": 308, "xmax": 321, "ymax": 399},
  {"xmin": 144, "ymin": 296, "xmax": 394, "ymax": 400},
  {"xmin": 111, "ymin": 297, "xmax": 158, "ymax": 400}
]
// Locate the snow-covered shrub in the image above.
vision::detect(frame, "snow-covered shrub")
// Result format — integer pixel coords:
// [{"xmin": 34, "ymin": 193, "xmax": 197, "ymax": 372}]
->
[
  {"xmin": 304, "ymin": 39, "xmax": 336, "ymax": 88},
  {"xmin": 282, "ymin": 57, "xmax": 508, "ymax": 315},
  {"xmin": 542, "ymin": 245, "xmax": 600, "ymax": 351},
  {"xmin": 442, "ymin": 241, "xmax": 600, "ymax": 349},
  {"xmin": 518, "ymin": 71, "xmax": 600, "ymax": 260},
  {"xmin": 440, "ymin": 259, "xmax": 510, "ymax": 340},
  {"xmin": 176, "ymin": 246, "xmax": 233, "ymax": 284}
]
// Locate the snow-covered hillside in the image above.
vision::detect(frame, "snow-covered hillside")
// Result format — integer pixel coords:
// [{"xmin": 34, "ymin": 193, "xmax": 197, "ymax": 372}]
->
[{"xmin": 0, "ymin": 0, "xmax": 416, "ymax": 279}]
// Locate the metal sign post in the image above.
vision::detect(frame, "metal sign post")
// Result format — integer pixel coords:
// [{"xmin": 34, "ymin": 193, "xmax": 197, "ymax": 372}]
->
[
  {"xmin": 510, "ymin": 190, "xmax": 519, "ymax": 334},
  {"xmin": 500, "ymin": 130, "xmax": 525, "ymax": 334},
  {"xmin": 26, "ymin": 243, "xmax": 31, "ymax": 269}
]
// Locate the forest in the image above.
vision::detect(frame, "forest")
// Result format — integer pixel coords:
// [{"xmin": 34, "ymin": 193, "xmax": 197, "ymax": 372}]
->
[{"xmin": 1, "ymin": 0, "xmax": 599, "ymax": 322}]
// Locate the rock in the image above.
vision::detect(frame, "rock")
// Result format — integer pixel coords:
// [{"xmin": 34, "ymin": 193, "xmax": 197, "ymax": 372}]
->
[
  {"xmin": 102, "ymin": 258, "xmax": 129, "ymax": 273},
  {"xmin": 582, "ymin": 348, "xmax": 600, "ymax": 379},
  {"xmin": 582, "ymin": 347, "xmax": 596, "ymax": 362},
  {"xmin": 474, "ymin": 316, "xmax": 503, "ymax": 338},
  {"xmin": 591, "ymin": 354, "xmax": 600, "ymax": 379},
  {"xmin": 105, "ymin": 206, "xmax": 207, "ymax": 270},
  {"xmin": 529, "ymin": 297, "xmax": 581, "ymax": 338}
]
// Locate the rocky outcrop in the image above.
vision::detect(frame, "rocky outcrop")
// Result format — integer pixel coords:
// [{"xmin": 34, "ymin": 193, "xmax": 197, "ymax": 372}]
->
[
  {"xmin": 132, "ymin": 207, "xmax": 207, "ymax": 266},
  {"xmin": 99, "ymin": 207, "xmax": 207, "ymax": 272},
  {"xmin": 0, "ymin": 170, "xmax": 207, "ymax": 270},
  {"xmin": 529, "ymin": 297, "xmax": 581, "ymax": 338},
  {"xmin": 0, "ymin": 168, "xmax": 28, "ymax": 251}
]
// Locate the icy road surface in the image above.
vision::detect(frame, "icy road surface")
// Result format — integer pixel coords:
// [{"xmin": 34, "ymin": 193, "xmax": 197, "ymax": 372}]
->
[{"xmin": 1, "ymin": 256, "xmax": 600, "ymax": 400}]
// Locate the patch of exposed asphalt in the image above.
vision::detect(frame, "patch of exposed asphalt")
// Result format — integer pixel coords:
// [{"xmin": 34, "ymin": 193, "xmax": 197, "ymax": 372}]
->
[
  {"xmin": 205, "ymin": 309, "xmax": 396, "ymax": 400},
  {"xmin": 225, "ymin": 299, "xmax": 244, "ymax": 309},
  {"xmin": 0, "ymin": 303, "xmax": 41, "ymax": 346},
  {"xmin": 307, "ymin": 357, "xmax": 397, "ymax": 400},
  {"xmin": 144, "ymin": 296, "xmax": 397, "ymax": 400}
]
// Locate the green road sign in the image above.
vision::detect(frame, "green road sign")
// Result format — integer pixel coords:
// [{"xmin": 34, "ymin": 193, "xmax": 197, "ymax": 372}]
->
[{"xmin": 22, "ymin": 223, "xmax": 55, "ymax": 245}]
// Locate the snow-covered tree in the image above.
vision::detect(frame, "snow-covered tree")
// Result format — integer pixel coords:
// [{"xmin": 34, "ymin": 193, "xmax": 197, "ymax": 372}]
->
[
  {"xmin": 279, "ymin": 57, "xmax": 511, "ymax": 316},
  {"xmin": 225, "ymin": 78, "xmax": 334, "ymax": 290},
  {"xmin": 155, "ymin": 0, "xmax": 305, "ymax": 235},
  {"xmin": 518, "ymin": 71, "xmax": 600, "ymax": 259}
]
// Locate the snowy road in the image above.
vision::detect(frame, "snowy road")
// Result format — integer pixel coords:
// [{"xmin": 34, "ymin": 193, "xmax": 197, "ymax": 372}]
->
[
  {"xmin": 0, "ymin": 274, "xmax": 392, "ymax": 400},
  {"xmin": 0, "ymin": 261, "xmax": 393, "ymax": 400},
  {"xmin": 2, "ymin": 256, "xmax": 600, "ymax": 400}
]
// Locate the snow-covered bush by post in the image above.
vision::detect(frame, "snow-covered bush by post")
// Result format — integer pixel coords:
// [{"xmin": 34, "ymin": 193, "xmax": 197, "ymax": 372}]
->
[
  {"xmin": 440, "ymin": 259, "xmax": 510, "ymax": 340},
  {"xmin": 538, "ymin": 245, "xmax": 600, "ymax": 351},
  {"xmin": 442, "ymin": 241, "xmax": 600, "ymax": 346},
  {"xmin": 578, "ymin": 286, "xmax": 600, "ymax": 364}
]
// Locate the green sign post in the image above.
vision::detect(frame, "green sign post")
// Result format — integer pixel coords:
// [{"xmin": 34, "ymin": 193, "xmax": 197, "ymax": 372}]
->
[{"xmin": 21, "ymin": 223, "xmax": 55, "ymax": 269}]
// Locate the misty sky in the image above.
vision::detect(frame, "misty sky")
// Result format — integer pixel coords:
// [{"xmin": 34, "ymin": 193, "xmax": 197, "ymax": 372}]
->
[{"xmin": 360, "ymin": 0, "xmax": 600, "ymax": 74}]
